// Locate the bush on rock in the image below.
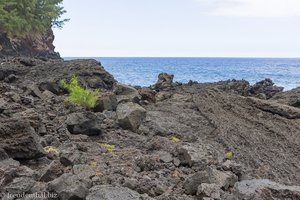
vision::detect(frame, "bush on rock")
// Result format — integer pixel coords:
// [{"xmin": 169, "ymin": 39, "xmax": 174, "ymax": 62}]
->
[{"xmin": 60, "ymin": 75, "xmax": 100, "ymax": 109}]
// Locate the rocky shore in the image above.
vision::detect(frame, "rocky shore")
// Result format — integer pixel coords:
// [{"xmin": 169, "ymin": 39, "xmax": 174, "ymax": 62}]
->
[{"xmin": 0, "ymin": 57, "xmax": 299, "ymax": 200}]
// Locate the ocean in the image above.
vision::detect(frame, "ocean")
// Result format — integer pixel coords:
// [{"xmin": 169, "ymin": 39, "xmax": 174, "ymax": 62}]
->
[{"xmin": 65, "ymin": 57, "xmax": 300, "ymax": 90}]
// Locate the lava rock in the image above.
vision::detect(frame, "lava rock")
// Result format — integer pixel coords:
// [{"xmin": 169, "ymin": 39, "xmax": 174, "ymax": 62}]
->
[
  {"xmin": 0, "ymin": 118, "xmax": 45, "ymax": 160},
  {"xmin": 65, "ymin": 112, "xmax": 104, "ymax": 136},
  {"xmin": 40, "ymin": 160, "xmax": 64, "ymax": 182},
  {"xmin": 138, "ymin": 88, "xmax": 156, "ymax": 103},
  {"xmin": 234, "ymin": 179, "xmax": 300, "ymax": 200},
  {"xmin": 154, "ymin": 73, "xmax": 174, "ymax": 91},
  {"xmin": 250, "ymin": 79, "xmax": 284, "ymax": 99},
  {"xmin": 48, "ymin": 173, "xmax": 89, "ymax": 200},
  {"xmin": 183, "ymin": 167, "xmax": 238, "ymax": 195},
  {"xmin": 94, "ymin": 92, "xmax": 117, "ymax": 112},
  {"xmin": 114, "ymin": 83, "xmax": 141, "ymax": 103},
  {"xmin": 86, "ymin": 185, "xmax": 154, "ymax": 200},
  {"xmin": 117, "ymin": 102, "xmax": 146, "ymax": 131}
]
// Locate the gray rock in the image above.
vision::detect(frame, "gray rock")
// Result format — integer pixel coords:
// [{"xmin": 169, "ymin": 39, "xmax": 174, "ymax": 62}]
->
[
  {"xmin": 42, "ymin": 90, "xmax": 55, "ymax": 99},
  {"xmin": 158, "ymin": 151, "xmax": 173, "ymax": 163},
  {"xmin": 4, "ymin": 91, "xmax": 21, "ymax": 103},
  {"xmin": 3, "ymin": 177, "xmax": 36, "ymax": 194},
  {"xmin": 138, "ymin": 88, "xmax": 156, "ymax": 103},
  {"xmin": 94, "ymin": 92, "xmax": 117, "ymax": 112},
  {"xmin": 117, "ymin": 102, "xmax": 146, "ymax": 131},
  {"xmin": 250, "ymin": 78, "xmax": 284, "ymax": 99},
  {"xmin": 59, "ymin": 144, "xmax": 82, "ymax": 166},
  {"xmin": 0, "ymin": 148, "xmax": 9, "ymax": 161},
  {"xmin": 234, "ymin": 179, "xmax": 300, "ymax": 200},
  {"xmin": 27, "ymin": 83, "xmax": 44, "ymax": 99},
  {"xmin": 65, "ymin": 112, "xmax": 104, "ymax": 136},
  {"xmin": 123, "ymin": 178, "xmax": 138, "ymax": 190},
  {"xmin": 183, "ymin": 168, "xmax": 238, "ymax": 195},
  {"xmin": 197, "ymin": 183, "xmax": 221, "ymax": 200},
  {"xmin": 39, "ymin": 81, "xmax": 61, "ymax": 95},
  {"xmin": 177, "ymin": 144, "xmax": 209, "ymax": 167},
  {"xmin": 0, "ymin": 118, "xmax": 45, "ymax": 160},
  {"xmin": 221, "ymin": 160, "xmax": 243, "ymax": 179},
  {"xmin": 271, "ymin": 87, "xmax": 300, "ymax": 108},
  {"xmin": 154, "ymin": 73, "xmax": 174, "ymax": 91},
  {"xmin": 114, "ymin": 83, "xmax": 141, "ymax": 103},
  {"xmin": 73, "ymin": 164, "xmax": 95, "ymax": 178},
  {"xmin": 40, "ymin": 160, "xmax": 64, "ymax": 182},
  {"xmin": 48, "ymin": 173, "xmax": 89, "ymax": 200},
  {"xmin": 0, "ymin": 159, "xmax": 39, "ymax": 193},
  {"xmin": 249, "ymin": 97, "xmax": 300, "ymax": 119},
  {"xmin": 215, "ymin": 79, "xmax": 250, "ymax": 96},
  {"xmin": 87, "ymin": 185, "xmax": 153, "ymax": 200},
  {"xmin": 155, "ymin": 91, "xmax": 172, "ymax": 102}
]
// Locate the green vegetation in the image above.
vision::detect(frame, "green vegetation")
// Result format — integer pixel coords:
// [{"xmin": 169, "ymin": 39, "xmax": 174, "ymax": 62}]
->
[
  {"xmin": 170, "ymin": 135, "xmax": 180, "ymax": 143},
  {"xmin": 44, "ymin": 146, "xmax": 59, "ymax": 156},
  {"xmin": 226, "ymin": 151, "xmax": 234, "ymax": 158},
  {"xmin": 100, "ymin": 143, "xmax": 116, "ymax": 153},
  {"xmin": 89, "ymin": 161, "xmax": 98, "ymax": 167},
  {"xmin": 0, "ymin": 0, "xmax": 69, "ymax": 37},
  {"xmin": 60, "ymin": 75, "xmax": 100, "ymax": 109}
]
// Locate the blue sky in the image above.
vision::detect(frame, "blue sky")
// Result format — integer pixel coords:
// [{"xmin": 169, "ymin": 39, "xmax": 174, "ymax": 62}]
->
[{"xmin": 53, "ymin": 0, "xmax": 300, "ymax": 57}]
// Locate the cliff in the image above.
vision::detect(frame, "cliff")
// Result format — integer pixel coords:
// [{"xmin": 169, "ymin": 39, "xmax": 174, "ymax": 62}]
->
[{"xmin": 0, "ymin": 29, "xmax": 60, "ymax": 59}]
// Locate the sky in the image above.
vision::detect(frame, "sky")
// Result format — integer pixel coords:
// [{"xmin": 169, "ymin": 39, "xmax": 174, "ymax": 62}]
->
[{"xmin": 53, "ymin": 0, "xmax": 300, "ymax": 57}]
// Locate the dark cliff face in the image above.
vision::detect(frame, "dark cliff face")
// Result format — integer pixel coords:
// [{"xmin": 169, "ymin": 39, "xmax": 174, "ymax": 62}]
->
[{"xmin": 0, "ymin": 29, "xmax": 60, "ymax": 59}]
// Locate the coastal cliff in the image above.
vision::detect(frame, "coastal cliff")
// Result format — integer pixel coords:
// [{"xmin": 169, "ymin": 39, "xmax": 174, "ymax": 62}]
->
[
  {"xmin": 0, "ymin": 58, "xmax": 299, "ymax": 200},
  {"xmin": 0, "ymin": 29, "xmax": 60, "ymax": 59}
]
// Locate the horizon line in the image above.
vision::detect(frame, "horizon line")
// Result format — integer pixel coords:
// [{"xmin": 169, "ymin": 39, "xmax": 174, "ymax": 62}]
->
[{"xmin": 62, "ymin": 56, "xmax": 300, "ymax": 59}]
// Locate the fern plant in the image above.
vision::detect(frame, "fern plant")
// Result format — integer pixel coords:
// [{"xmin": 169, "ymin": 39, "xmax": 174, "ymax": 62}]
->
[{"xmin": 60, "ymin": 75, "xmax": 100, "ymax": 109}]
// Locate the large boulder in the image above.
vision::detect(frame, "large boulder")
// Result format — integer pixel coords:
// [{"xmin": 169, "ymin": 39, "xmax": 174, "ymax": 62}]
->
[
  {"xmin": 183, "ymin": 167, "xmax": 238, "ymax": 195},
  {"xmin": 154, "ymin": 73, "xmax": 174, "ymax": 91},
  {"xmin": 93, "ymin": 92, "xmax": 118, "ymax": 112},
  {"xmin": 65, "ymin": 112, "xmax": 104, "ymax": 136},
  {"xmin": 138, "ymin": 88, "xmax": 156, "ymax": 103},
  {"xmin": 47, "ymin": 173, "xmax": 89, "ymax": 200},
  {"xmin": 234, "ymin": 179, "xmax": 300, "ymax": 200},
  {"xmin": 86, "ymin": 185, "xmax": 153, "ymax": 200},
  {"xmin": 40, "ymin": 160, "xmax": 64, "ymax": 182},
  {"xmin": 117, "ymin": 102, "xmax": 146, "ymax": 131},
  {"xmin": 177, "ymin": 144, "xmax": 211, "ymax": 168},
  {"xmin": 0, "ymin": 118, "xmax": 45, "ymax": 160},
  {"xmin": 114, "ymin": 83, "xmax": 141, "ymax": 103},
  {"xmin": 0, "ymin": 159, "xmax": 39, "ymax": 194}
]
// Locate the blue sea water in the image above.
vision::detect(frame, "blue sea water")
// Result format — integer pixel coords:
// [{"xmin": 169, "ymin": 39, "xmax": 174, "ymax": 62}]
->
[{"xmin": 65, "ymin": 57, "xmax": 300, "ymax": 90}]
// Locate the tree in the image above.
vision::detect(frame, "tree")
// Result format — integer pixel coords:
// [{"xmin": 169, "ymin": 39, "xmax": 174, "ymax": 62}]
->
[{"xmin": 0, "ymin": 0, "xmax": 69, "ymax": 37}]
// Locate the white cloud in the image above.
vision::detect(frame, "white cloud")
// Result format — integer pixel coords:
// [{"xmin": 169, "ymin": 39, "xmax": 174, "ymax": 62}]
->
[{"xmin": 196, "ymin": 0, "xmax": 300, "ymax": 17}]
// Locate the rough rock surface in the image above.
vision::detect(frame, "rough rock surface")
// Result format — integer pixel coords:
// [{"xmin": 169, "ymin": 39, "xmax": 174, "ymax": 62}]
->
[
  {"xmin": 117, "ymin": 102, "xmax": 146, "ymax": 131},
  {"xmin": 0, "ymin": 118, "xmax": 45, "ymax": 160},
  {"xmin": 0, "ymin": 57, "xmax": 299, "ymax": 199},
  {"xmin": 272, "ymin": 87, "xmax": 300, "ymax": 108},
  {"xmin": 0, "ymin": 29, "xmax": 60, "ymax": 59},
  {"xmin": 250, "ymin": 78, "xmax": 284, "ymax": 99},
  {"xmin": 234, "ymin": 179, "xmax": 300, "ymax": 200},
  {"xmin": 154, "ymin": 73, "xmax": 174, "ymax": 91},
  {"xmin": 87, "ymin": 185, "xmax": 153, "ymax": 200},
  {"xmin": 65, "ymin": 112, "xmax": 104, "ymax": 136}
]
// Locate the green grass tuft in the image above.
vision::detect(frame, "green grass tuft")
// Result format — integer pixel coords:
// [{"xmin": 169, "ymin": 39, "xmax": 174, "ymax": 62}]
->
[{"xmin": 60, "ymin": 75, "xmax": 100, "ymax": 109}]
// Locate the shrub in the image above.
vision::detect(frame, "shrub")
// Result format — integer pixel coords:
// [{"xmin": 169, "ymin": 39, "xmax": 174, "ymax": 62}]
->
[{"xmin": 60, "ymin": 75, "xmax": 100, "ymax": 109}]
